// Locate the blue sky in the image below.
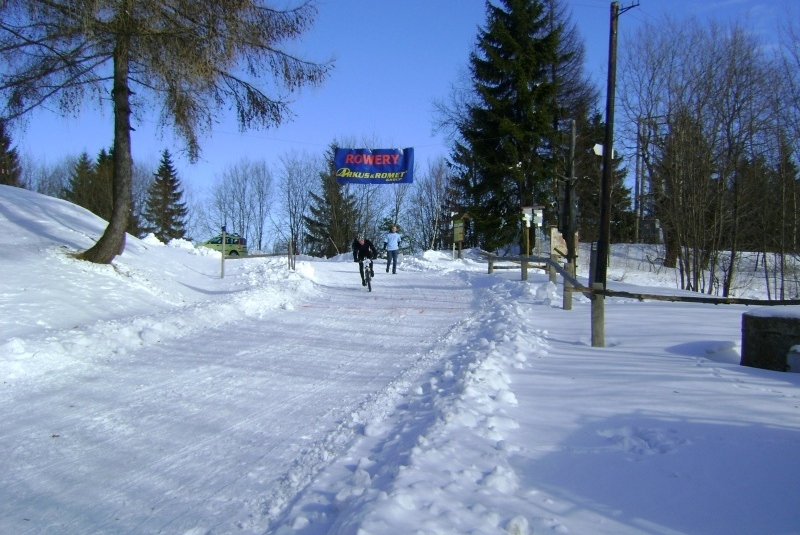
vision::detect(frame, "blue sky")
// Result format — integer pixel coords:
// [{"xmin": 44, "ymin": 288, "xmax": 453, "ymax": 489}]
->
[{"xmin": 12, "ymin": 0, "xmax": 796, "ymax": 193}]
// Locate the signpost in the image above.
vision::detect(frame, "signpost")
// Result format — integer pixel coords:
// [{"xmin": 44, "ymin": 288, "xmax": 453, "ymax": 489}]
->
[
  {"xmin": 220, "ymin": 226, "xmax": 226, "ymax": 279},
  {"xmin": 452, "ymin": 214, "xmax": 467, "ymax": 259},
  {"xmin": 521, "ymin": 206, "xmax": 543, "ymax": 281}
]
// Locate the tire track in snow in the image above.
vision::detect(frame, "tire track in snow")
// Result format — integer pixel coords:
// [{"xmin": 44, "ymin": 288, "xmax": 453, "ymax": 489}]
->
[{"xmin": 3, "ymin": 259, "xmax": 480, "ymax": 535}]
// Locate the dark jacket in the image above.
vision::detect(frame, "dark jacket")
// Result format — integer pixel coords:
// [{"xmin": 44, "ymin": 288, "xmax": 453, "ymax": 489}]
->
[{"xmin": 352, "ymin": 238, "xmax": 377, "ymax": 261}]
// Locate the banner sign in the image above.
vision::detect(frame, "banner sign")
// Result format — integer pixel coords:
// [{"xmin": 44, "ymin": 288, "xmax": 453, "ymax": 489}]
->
[{"xmin": 335, "ymin": 147, "xmax": 414, "ymax": 184}]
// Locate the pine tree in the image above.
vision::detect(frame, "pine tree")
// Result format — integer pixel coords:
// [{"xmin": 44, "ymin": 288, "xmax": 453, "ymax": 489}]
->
[
  {"xmin": 304, "ymin": 145, "xmax": 358, "ymax": 257},
  {"xmin": 64, "ymin": 148, "xmax": 148, "ymax": 237},
  {"xmin": 544, "ymin": 0, "xmax": 632, "ymax": 241},
  {"xmin": 63, "ymin": 148, "xmax": 121, "ymax": 223},
  {"xmin": 573, "ymin": 113, "xmax": 631, "ymax": 243},
  {"xmin": 448, "ymin": 0, "xmax": 624, "ymax": 252},
  {"xmin": 92, "ymin": 148, "xmax": 115, "ymax": 221},
  {"xmin": 126, "ymin": 194, "xmax": 148, "ymax": 239},
  {"xmin": 65, "ymin": 152, "xmax": 96, "ymax": 211},
  {"xmin": 0, "ymin": 119, "xmax": 22, "ymax": 187},
  {"xmin": 143, "ymin": 149, "xmax": 188, "ymax": 243},
  {"xmin": 456, "ymin": 0, "xmax": 560, "ymax": 251}
]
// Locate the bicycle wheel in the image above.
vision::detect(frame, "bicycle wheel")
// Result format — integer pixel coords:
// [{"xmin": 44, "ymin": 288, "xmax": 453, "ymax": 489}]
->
[{"xmin": 366, "ymin": 268, "xmax": 372, "ymax": 292}]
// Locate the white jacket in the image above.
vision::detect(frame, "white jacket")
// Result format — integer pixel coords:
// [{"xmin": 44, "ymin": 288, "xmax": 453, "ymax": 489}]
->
[{"xmin": 384, "ymin": 232, "xmax": 402, "ymax": 251}]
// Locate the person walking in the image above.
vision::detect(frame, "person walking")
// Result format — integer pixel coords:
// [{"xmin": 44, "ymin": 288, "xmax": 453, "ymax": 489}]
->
[
  {"xmin": 352, "ymin": 236, "xmax": 377, "ymax": 286},
  {"xmin": 383, "ymin": 225, "xmax": 402, "ymax": 274}
]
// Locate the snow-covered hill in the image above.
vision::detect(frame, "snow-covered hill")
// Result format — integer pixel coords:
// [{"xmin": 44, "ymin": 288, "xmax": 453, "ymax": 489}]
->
[{"xmin": 1, "ymin": 184, "xmax": 799, "ymax": 535}]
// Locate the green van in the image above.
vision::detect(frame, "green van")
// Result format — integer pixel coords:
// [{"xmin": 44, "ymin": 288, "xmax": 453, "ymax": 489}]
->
[{"xmin": 201, "ymin": 233, "xmax": 248, "ymax": 256}]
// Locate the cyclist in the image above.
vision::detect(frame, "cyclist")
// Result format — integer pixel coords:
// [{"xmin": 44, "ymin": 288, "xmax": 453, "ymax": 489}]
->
[{"xmin": 352, "ymin": 236, "xmax": 377, "ymax": 286}]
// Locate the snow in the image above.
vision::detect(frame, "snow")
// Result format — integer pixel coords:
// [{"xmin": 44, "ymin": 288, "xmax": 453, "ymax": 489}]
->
[
  {"xmin": 2, "ymin": 183, "xmax": 800, "ymax": 535},
  {"xmin": 748, "ymin": 306, "xmax": 800, "ymax": 319}
]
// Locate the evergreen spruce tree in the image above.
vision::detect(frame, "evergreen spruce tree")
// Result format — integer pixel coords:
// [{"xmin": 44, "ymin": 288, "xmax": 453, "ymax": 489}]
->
[
  {"xmin": 64, "ymin": 149, "xmax": 109, "ymax": 219},
  {"xmin": 0, "ymin": 119, "xmax": 23, "ymax": 187},
  {"xmin": 448, "ymin": 0, "xmax": 629, "ymax": 251},
  {"xmin": 126, "ymin": 195, "xmax": 148, "ymax": 239},
  {"xmin": 65, "ymin": 152, "xmax": 96, "ymax": 211},
  {"xmin": 545, "ymin": 0, "xmax": 631, "ymax": 242},
  {"xmin": 456, "ymin": 0, "xmax": 560, "ymax": 251},
  {"xmin": 775, "ymin": 135, "xmax": 800, "ymax": 254},
  {"xmin": 64, "ymin": 148, "xmax": 121, "ymax": 224},
  {"xmin": 143, "ymin": 149, "xmax": 188, "ymax": 243},
  {"xmin": 573, "ymin": 112, "xmax": 631, "ymax": 243},
  {"xmin": 304, "ymin": 145, "xmax": 358, "ymax": 257},
  {"xmin": 93, "ymin": 148, "xmax": 115, "ymax": 221},
  {"xmin": 64, "ymin": 148, "xmax": 148, "ymax": 236}
]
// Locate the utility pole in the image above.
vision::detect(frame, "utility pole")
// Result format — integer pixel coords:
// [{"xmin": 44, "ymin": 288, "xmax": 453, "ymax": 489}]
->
[
  {"xmin": 220, "ymin": 225, "xmax": 226, "ymax": 279},
  {"xmin": 563, "ymin": 119, "xmax": 577, "ymax": 311},
  {"xmin": 634, "ymin": 118, "xmax": 642, "ymax": 244},
  {"xmin": 566, "ymin": 119, "xmax": 577, "ymax": 266},
  {"xmin": 592, "ymin": 0, "xmax": 638, "ymax": 347}
]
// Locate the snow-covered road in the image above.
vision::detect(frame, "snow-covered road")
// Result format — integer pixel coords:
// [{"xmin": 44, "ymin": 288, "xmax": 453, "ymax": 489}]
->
[
  {"xmin": 1, "ymin": 255, "xmax": 481, "ymax": 535},
  {"xmin": 6, "ymin": 187, "xmax": 800, "ymax": 535}
]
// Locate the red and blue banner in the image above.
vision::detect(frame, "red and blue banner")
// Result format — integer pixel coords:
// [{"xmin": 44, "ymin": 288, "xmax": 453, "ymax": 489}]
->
[{"xmin": 335, "ymin": 148, "xmax": 414, "ymax": 184}]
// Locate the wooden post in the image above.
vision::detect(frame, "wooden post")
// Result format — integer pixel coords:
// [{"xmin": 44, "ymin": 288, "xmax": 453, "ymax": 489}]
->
[
  {"xmin": 220, "ymin": 229, "xmax": 226, "ymax": 279},
  {"xmin": 563, "ymin": 260, "xmax": 574, "ymax": 311},
  {"xmin": 288, "ymin": 240, "xmax": 296, "ymax": 271},
  {"xmin": 591, "ymin": 282, "xmax": 605, "ymax": 347}
]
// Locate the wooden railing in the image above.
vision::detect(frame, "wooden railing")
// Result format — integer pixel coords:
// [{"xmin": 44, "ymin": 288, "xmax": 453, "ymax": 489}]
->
[{"xmin": 476, "ymin": 250, "xmax": 800, "ymax": 306}]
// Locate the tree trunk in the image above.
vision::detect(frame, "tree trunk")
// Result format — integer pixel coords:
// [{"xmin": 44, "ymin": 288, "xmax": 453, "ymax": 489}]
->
[
  {"xmin": 78, "ymin": 31, "xmax": 132, "ymax": 264},
  {"xmin": 723, "ymin": 192, "xmax": 739, "ymax": 298}
]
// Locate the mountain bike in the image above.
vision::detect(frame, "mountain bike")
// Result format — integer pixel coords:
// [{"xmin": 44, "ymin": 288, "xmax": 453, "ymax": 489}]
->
[{"xmin": 359, "ymin": 257, "xmax": 374, "ymax": 292}]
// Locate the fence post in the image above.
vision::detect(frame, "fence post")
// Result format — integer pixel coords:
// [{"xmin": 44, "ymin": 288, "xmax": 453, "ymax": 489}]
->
[
  {"xmin": 591, "ymin": 283, "xmax": 605, "ymax": 347},
  {"xmin": 563, "ymin": 260, "xmax": 574, "ymax": 310}
]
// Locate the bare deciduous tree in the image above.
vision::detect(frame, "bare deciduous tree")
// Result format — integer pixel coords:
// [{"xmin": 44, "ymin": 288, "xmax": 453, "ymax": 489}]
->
[
  {"xmin": 275, "ymin": 150, "xmax": 319, "ymax": 253},
  {"xmin": 406, "ymin": 157, "xmax": 454, "ymax": 251},
  {"xmin": 778, "ymin": 8, "xmax": 800, "ymax": 259},
  {"xmin": 23, "ymin": 155, "xmax": 75, "ymax": 199},
  {"xmin": 620, "ymin": 16, "xmax": 780, "ymax": 297},
  {"xmin": 207, "ymin": 158, "xmax": 274, "ymax": 251}
]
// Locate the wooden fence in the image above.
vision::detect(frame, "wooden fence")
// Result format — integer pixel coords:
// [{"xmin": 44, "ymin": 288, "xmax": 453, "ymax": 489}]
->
[{"xmin": 477, "ymin": 250, "xmax": 800, "ymax": 307}]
